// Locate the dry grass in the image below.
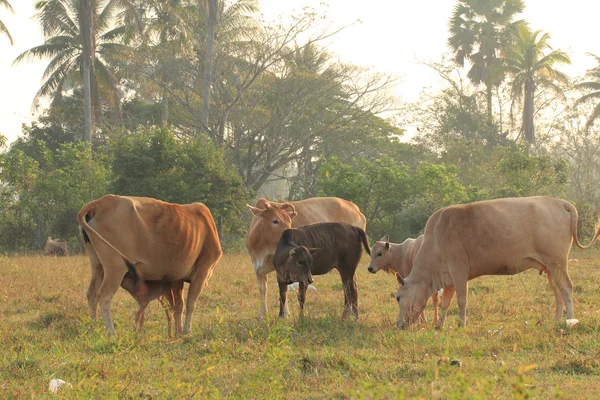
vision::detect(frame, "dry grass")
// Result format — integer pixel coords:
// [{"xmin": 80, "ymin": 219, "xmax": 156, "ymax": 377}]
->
[{"xmin": 1, "ymin": 250, "xmax": 600, "ymax": 398}]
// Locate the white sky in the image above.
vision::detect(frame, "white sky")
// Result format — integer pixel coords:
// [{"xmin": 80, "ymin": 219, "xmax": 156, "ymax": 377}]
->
[{"xmin": 0, "ymin": 0, "xmax": 598, "ymax": 143}]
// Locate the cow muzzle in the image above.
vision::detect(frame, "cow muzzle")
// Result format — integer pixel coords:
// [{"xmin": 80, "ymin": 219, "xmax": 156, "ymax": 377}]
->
[
  {"xmin": 307, "ymin": 276, "xmax": 313, "ymax": 285},
  {"xmin": 368, "ymin": 266, "xmax": 376, "ymax": 273}
]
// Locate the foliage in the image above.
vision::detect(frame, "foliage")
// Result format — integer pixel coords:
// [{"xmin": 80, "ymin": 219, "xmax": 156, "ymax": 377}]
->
[
  {"xmin": 574, "ymin": 53, "xmax": 600, "ymax": 129},
  {"xmin": 0, "ymin": 0, "xmax": 13, "ymax": 45},
  {"xmin": 108, "ymin": 126, "xmax": 251, "ymax": 236}
]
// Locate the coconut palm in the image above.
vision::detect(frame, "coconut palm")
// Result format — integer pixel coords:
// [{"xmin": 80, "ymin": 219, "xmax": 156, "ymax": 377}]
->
[
  {"xmin": 0, "ymin": 0, "xmax": 14, "ymax": 45},
  {"xmin": 574, "ymin": 53, "xmax": 600, "ymax": 129},
  {"xmin": 13, "ymin": 0, "xmax": 130, "ymax": 141},
  {"xmin": 448, "ymin": 0, "xmax": 525, "ymax": 120},
  {"xmin": 504, "ymin": 25, "xmax": 570, "ymax": 145}
]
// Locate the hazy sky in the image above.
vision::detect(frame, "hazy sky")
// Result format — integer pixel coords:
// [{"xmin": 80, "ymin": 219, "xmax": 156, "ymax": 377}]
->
[{"xmin": 0, "ymin": 0, "xmax": 598, "ymax": 143}]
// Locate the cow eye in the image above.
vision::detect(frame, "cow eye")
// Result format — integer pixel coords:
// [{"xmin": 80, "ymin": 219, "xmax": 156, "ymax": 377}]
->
[
  {"xmin": 298, "ymin": 260, "xmax": 304, "ymax": 265},
  {"xmin": 272, "ymin": 219, "xmax": 279, "ymax": 224}
]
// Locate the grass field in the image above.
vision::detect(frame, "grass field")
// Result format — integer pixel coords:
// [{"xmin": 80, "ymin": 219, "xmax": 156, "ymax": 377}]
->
[{"xmin": 2, "ymin": 250, "xmax": 600, "ymax": 399}]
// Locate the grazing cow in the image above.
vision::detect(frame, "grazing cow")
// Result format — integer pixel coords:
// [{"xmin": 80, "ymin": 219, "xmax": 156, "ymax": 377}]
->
[
  {"xmin": 245, "ymin": 197, "xmax": 366, "ymax": 319},
  {"xmin": 395, "ymin": 196, "xmax": 600, "ymax": 329},
  {"xmin": 273, "ymin": 222, "xmax": 370, "ymax": 319},
  {"xmin": 44, "ymin": 237, "xmax": 70, "ymax": 256},
  {"xmin": 368, "ymin": 235, "xmax": 441, "ymax": 324},
  {"xmin": 120, "ymin": 274, "xmax": 179, "ymax": 338},
  {"xmin": 78, "ymin": 195, "xmax": 222, "ymax": 335}
]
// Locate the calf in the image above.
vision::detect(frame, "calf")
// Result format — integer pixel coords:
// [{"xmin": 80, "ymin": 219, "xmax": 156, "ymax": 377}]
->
[
  {"xmin": 396, "ymin": 196, "xmax": 600, "ymax": 329},
  {"xmin": 273, "ymin": 222, "xmax": 370, "ymax": 319},
  {"xmin": 120, "ymin": 274, "xmax": 181, "ymax": 338},
  {"xmin": 368, "ymin": 235, "xmax": 441, "ymax": 325}
]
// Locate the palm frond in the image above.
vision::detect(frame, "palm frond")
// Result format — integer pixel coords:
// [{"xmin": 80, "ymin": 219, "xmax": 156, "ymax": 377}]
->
[
  {"xmin": 574, "ymin": 91, "xmax": 600, "ymax": 107},
  {"xmin": 0, "ymin": 0, "xmax": 14, "ymax": 13},
  {"xmin": 0, "ymin": 19, "xmax": 13, "ymax": 45},
  {"xmin": 13, "ymin": 39, "xmax": 74, "ymax": 65}
]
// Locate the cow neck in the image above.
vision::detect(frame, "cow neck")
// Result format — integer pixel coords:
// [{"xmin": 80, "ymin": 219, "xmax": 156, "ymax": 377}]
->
[{"xmin": 388, "ymin": 242, "xmax": 405, "ymax": 276}]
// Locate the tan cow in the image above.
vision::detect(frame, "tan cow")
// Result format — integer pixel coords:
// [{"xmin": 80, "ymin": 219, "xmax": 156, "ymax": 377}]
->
[
  {"xmin": 368, "ymin": 235, "xmax": 441, "ymax": 324},
  {"xmin": 396, "ymin": 196, "xmax": 600, "ymax": 329},
  {"xmin": 78, "ymin": 195, "xmax": 222, "ymax": 335},
  {"xmin": 245, "ymin": 197, "xmax": 366, "ymax": 318},
  {"xmin": 44, "ymin": 237, "xmax": 69, "ymax": 256}
]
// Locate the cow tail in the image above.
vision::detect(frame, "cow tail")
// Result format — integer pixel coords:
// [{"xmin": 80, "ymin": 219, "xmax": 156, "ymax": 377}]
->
[
  {"xmin": 77, "ymin": 202, "xmax": 148, "ymax": 296},
  {"xmin": 358, "ymin": 228, "xmax": 371, "ymax": 255},
  {"xmin": 567, "ymin": 202, "xmax": 600, "ymax": 249}
]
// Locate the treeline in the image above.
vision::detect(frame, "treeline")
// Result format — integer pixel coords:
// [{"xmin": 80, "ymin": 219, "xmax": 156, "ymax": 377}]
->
[{"xmin": 0, "ymin": 0, "xmax": 599, "ymax": 252}]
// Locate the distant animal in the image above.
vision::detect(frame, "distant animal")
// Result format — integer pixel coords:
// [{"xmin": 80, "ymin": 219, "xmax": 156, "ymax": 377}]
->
[
  {"xmin": 245, "ymin": 197, "xmax": 366, "ymax": 319},
  {"xmin": 78, "ymin": 194, "xmax": 222, "ymax": 335},
  {"xmin": 273, "ymin": 222, "xmax": 370, "ymax": 319},
  {"xmin": 395, "ymin": 196, "xmax": 600, "ymax": 329},
  {"xmin": 368, "ymin": 235, "xmax": 441, "ymax": 325},
  {"xmin": 44, "ymin": 237, "xmax": 70, "ymax": 256}
]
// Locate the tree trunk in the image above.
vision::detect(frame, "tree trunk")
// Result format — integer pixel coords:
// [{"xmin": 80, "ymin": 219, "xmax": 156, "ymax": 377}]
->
[
  {"xmin": 80, "ymin": 0, "xmax": 95, "ymax": 143},
  {"xmin": 486, "ymin": 82, "xmax": 493, "ymax": 122},
  {"xmin": 201, "ymin": 0, "xmax": 217, "ymax": 138},
  {"xmin": 523, "ymin": 78, "xmax": 535, "ymax": 145},
  {"xmin": 161, "ymin": 89, "xmax": 169, "ymax": 125},
  {"xmin": 36, "ymin": 214, "xmax": 42, "ymax": 250}
]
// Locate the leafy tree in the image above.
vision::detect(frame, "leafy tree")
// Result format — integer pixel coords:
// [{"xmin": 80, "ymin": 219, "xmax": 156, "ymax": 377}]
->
[
  {"xmin": 574, "ymin": 53, "xmax": 600, "ymax": 129},
  {"xmin": 108, "ymin": 126, "xmax": 251, "ymax": 236},
  {"xmin": 13, "ymin": 0, "xmax": 130, "ymax": 140},
  {"xmin": 448, "ymin": 0, "xmax": 525, "ymax": 120},
  {"xmin": 504, "ymin": 25, "xmax": 570, "ymax": 144},
  {"xmin": 0, "ymin": 0, "xmax": 14, "ymax": 45}
]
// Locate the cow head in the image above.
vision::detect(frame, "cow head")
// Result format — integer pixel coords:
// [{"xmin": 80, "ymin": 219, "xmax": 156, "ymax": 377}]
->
[
  {"xmin": 275, "ymin": 245, "xmax": 320, "ymax": 285},
  {"xmin": 246, "ymin": 199, "xmax": 298, "ymax": 249},
  {"xmin": 395, "ymin": 277, "xmax": 427, "ymax": 329},
  {"xmin": 368, "ymin": 235, "xmax": 392, "ymax": 273}
]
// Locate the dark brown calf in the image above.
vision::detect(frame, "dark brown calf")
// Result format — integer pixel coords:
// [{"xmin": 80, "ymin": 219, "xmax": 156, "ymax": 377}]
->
[{"xmin": 273, "ymin": 222, "xmax": 370, "ymax": 319}]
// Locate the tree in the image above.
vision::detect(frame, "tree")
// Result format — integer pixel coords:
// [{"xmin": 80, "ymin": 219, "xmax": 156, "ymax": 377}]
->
[
  {"xmin": 504, "ymin": 25, "xmax": 570, "ymax": 145},
  {"xmin": 0, "ymin": 0, "xmax": 13, "ymax": 45},
  {"xmin": 448, "ymin": 0, "xmax": 525, "ymax": 120},
  {"xmin": 574, "ymin": 53, "xmax": 600, "ymax": 129},
  {"xmin": 13, "ymin": 0, "xmax": 129, "ymax": 141}
]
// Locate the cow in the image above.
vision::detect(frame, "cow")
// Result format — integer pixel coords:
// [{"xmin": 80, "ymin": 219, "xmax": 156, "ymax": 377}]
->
[
  {"xmin": 77, "ymin": 194, "xmax": 222, "ymax": 335},
  {"xmin": 395, "ymin": 196, "xmax": 600, "ymax": 329},
  {"xmin": 245, "ymin": 197, "xmax": 366, "ymax": 319},
  {"xmin": 44, "ymin": 237, "xmax": 70, "ymax": 256},
  {"xmin": 368, "ymin": 235, "xmax": 441, "ymax": 324},
  {"xmin": 273, "ymin": 222, "xmax": 370, "ymax": 319},
  {"xmin": 120, "ymin": 273, "xmax": 179, "ymax": 337}
]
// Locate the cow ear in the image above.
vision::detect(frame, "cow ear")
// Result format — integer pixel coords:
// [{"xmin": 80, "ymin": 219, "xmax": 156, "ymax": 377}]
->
[
  {"xmin": 308, "ymin": 248, "xmax": 321, "ymax": 256},
  {"xmin": 385, "ymin": 242, "xmax": 390, "ymax": 250},
  {"xmin": 288, "ymin": 247, "xmax": 298, "ymax": 257},
  {"xmin": 281, "ymin": 203, "xmax": 297, "ymax": 219},
  {"xmin": 380, "ymin": 235, "xmax": 389, "ymax": 242},
  {"xmin": 246, "ymin": 204, "xmax": 267, "ymax": 217}
]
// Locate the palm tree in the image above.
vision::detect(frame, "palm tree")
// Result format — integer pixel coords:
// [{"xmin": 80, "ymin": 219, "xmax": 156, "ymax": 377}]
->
[
  {"xmin": 448, "ymin": 0, "xmax": 525, "ymax": 120},
  {"xmin": 504, "ymin": 25, "xmax": 570, "ymax": 145},
  {"xmin": 13, "ymin": 0, "xmax": 128, "ymax": 142},
  {"xmin": 0, "ymin": 0, "xmax": 14, "ymax": 45},
  {"xmin": 574, "ymin": 53, "xmax": 600, "ymax": 129}
]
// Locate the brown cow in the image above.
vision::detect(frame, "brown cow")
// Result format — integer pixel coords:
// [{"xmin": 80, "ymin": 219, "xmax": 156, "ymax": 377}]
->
[
  {"xmin": 78, "ymin": 195, "xmax": 222, "ymax": 335},
  {"xmin": 245, "ymin": 197, "xmax": 366, "ymax": 319},
  {"xmin": 273, "ymin": 222, "xmax": 370, "ymax": 319},
  {"xmin": 368, "ymin": 235, "xmax": 441, "ymax": 324},
  {"xmin": 395, "ymin": 196, "xmax": 600, "ymax": 329},
  {"xmin": 44, "ymin": 237, "xmax": 69, "ymax": 256}
]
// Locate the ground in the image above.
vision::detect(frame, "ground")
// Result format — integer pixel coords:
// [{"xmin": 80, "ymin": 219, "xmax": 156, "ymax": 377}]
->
[{"xmin": 1, "ymin": 250, "xmax": 600, "ymax": 399}]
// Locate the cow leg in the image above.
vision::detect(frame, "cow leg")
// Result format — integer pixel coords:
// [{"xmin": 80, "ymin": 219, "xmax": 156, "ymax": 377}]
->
[
  {"xmin": 297, "ymin": 281, "xmax": 307, "ymax": 317},
  {"xmin": 553, "ymin": 265, "xmax": 575, "ymax": 320},
  {"xmin": 437, "ymin": 287, "xmax": 455, "ymax": 329},
  {"xmin": 431, "ymin": 290, "xmax": 440, "ymax": 325},
  {"xmin": 96, "ymin": 266, "xmax": 128, "ymax": 335},
  {"xmin": 171, "ymin": 281, "xmax": 185, "ymax": 336},
  {"xmin": 135, "ymin": 304, "xmax": 147, "ymax": 332},
  {"xmin": 183, "ymin": 260, "xmax": 217, "ymax": 335},
  {"xmin": 159, "ymin": 291, "xmax": 175, "ymax": 338},
  {"xmin": 256, "ymin": 273, "xmax": 270, "ymax": 319},
  {"xmin": 546, "ymin": 271, "xmax": 564, "ymax": 321},
  {"xmin": 87, "ymin": 262, "xmax": 104, "ymax": 320},
  {"xmin": 455, "ymin": 280, "xmax": 468, "ymax": 328},
  {"xmin": 340, "ymin": 269, "xmax": 358, "ymax": 320},
  {"xmin": 278, "ymin": 281, "xmax": 289, "ymax": 318}
]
